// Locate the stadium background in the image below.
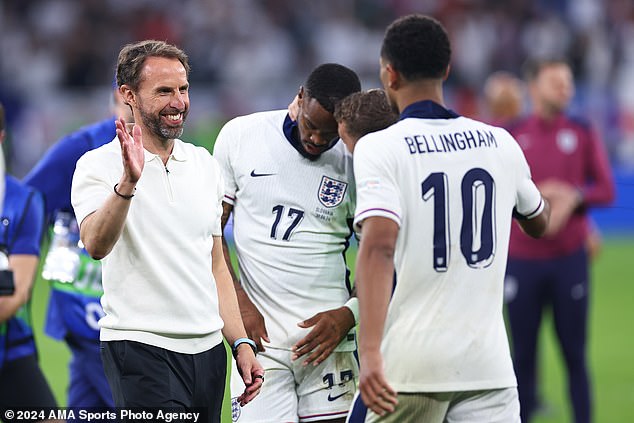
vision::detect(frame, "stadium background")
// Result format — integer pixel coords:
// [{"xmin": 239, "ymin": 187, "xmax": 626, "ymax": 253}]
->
[{"xmin": 2, "ymin": 0, "xmax": 633, "ymax": 421}]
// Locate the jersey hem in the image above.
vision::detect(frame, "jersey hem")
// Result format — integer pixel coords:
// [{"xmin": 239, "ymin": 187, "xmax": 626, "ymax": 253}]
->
[{"xmin": 100, "ymin": 328, "xmax": 223, "ymax": 354}]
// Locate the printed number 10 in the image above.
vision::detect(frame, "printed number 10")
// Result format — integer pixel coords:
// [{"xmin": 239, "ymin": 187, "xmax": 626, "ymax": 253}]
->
[{"xmin": 422, "ymin": 168, "xmax": 495, "ymax": 272}]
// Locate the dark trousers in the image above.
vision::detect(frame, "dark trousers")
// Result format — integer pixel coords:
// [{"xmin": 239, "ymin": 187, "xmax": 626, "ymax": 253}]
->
[
  {"xmin": 0, "ymin": 354, "xmax": 58, "ymax": 411},
  {"xmin": 101, "ymin": 340, "xmax": 227, "ymax": 423},
  {"xmin": 505, "ymin": 247, "xmax": 591, "ymax": 423}
]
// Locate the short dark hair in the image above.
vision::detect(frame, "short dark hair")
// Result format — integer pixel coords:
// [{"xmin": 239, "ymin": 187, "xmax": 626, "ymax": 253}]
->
[
  {"xmin": 381, "ymin": 14, "xmax": 451, "ymax": 81},
  {"xmin": 522, "ymin": 58, "xmax": 571, "ymax": 81},
  {"xmin": 304, "ymin": 63, "xmax": 362, "ymax": 114},
  {"xmin": 334, "ymin": 89, "xmax": 398, "ymax": 140},
  {"xmin": 0, "ymin": 102, "xmax": 4, "ymax": 132},
  {"xmin": 116, "ymin": 40, "xmax": 190, "ymax": 90}
]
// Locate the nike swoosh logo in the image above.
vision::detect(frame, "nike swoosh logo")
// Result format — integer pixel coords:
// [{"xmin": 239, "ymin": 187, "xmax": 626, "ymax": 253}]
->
[
  {"xmin": 327, "ymin": 391, "xmax": 350, "ymax": 402},
  {"xmin": 250, "ymin": 170, "xmax": 276, "ymax": 177}
]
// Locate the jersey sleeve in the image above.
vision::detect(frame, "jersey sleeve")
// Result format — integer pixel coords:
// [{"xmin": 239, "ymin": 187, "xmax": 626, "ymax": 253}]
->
[
  {"xmin": 352, "ymin": 135, "xmax": 402, "ymax": 232},
  {"xmin": 507, "ymin": 133, "xmax": 544, "ymax": 219},
  {"xmin": 11, "ymin": 190, "xmax": 45, "ymax": 256},
  {"xmin": 212, "ymin": 119, "xmax": 240, "ymax": 205},
  {"xmin": 71, "ymin": 151, "xmax": 111, "ymax": 227}
]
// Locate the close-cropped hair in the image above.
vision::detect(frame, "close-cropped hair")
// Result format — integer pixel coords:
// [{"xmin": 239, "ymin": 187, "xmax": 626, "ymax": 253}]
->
[
  {"xmin": 522, "ymin": 58, "xmax": 571, "ymax": 82},
  {"xmin": 116, "ymin": 40, "xmax": 190, "ymax": 90},
  {"xmin": 381, "ymin": 14, "xmax": 451, "ymax": 81},
  {"xmin": 304, "ymin": 63, "xmax": 362, "ymax": 114},
  {"xmin": 334, "ymin": 89, "xmax": 398, "ymax": 140}
]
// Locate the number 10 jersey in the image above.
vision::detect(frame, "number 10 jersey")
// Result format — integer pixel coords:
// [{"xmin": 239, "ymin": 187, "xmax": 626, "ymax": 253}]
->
[{"xmin": 353, "ymin": 101, "xmax": 543, "ymax": 392}]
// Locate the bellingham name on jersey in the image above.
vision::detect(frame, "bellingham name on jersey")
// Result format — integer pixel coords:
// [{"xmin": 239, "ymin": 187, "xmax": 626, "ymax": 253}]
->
[{"xmin": 404, "ymin": 129, "xmax": 498, "ymax": 155}]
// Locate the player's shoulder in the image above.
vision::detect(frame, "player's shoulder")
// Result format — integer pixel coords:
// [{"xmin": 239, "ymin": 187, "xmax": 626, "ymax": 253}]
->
[{"xmin": 222, "ymin": 110, "xmax": 286, "ymax": 131}]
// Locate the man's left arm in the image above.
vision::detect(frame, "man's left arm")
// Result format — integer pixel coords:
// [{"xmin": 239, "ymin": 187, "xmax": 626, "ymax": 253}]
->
[{"xmin": 212, "ymin": 236, "xmax": 264, "ymax": 406}]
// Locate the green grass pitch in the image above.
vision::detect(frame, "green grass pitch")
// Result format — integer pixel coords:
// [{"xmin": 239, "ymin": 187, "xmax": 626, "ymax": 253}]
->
[{"xmin": 30, "ymin": 237, "xmax": 634, "ymax": 422}]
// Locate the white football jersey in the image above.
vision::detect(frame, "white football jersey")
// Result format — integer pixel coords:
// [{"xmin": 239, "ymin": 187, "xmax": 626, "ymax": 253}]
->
[
  {"xmin": 353, "ymin": 101, "xmax": 543, "ymax": 392},
  {"xmin": 214, "ymin": 110, "xmax": 356, "ymax": 350}
]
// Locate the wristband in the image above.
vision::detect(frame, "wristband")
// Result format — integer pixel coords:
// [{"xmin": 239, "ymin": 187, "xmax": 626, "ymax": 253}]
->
[
  {"xmin": 232, "ymin": 337, "xmax": 257, "ymax": 358},
  {"xmin": 114, "ymin": 183, "xmax": 135, "ymax": 199},
  {"xmin": 344, "ymin": 297, "xmax": 359, "ymax": 325}
]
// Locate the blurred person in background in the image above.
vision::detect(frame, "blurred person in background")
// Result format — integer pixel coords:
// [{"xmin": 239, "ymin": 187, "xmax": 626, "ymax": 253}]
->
[
  {"xmin": 71, "ymin": 40, "xmax": 263, "ymax": 422},
  {"xmin": 504, "ymin": 58, "xmax": 615, "ymax": 423},
  {"xmin": 0, "ymin": 102, "xmax": 61, "ymax": 421},
  {"xmin": 23, "ymin": 80, "xmax": 133, "ymax": 412},
  {"xmin": 214, "ymin": 63, "xmax": 361, "ymax": 423},
  {"xmin": 482, "ymin": 71, "xmax": 525, "ymax": 126}
]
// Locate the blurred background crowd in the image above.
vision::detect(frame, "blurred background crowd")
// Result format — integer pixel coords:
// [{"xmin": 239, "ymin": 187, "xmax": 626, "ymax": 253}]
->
[{"xmin": 2, "ymin": 0, "xmax": 634, "ymax": 177}]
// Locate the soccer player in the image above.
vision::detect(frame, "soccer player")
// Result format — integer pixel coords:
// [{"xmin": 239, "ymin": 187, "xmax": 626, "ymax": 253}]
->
[
  {"xmin": 347, "ymin": 15, "xmax": 550, "ymax": 422},
  {"xmin": 70, "ymin": 40, "xmax": 263, "ymax": 422},
  {"xmin": 214, "ymin": 63, "xmax": 361, "ymax": 422},
  {"xmin": 0, "ymin": 102, "xmax": 60, "ymax": 421},
  {"xmin": 23, "ymin": 81, "xmax": 131, "ymax": 410},
  {"xmin": 505, "ymin": 58, "xmax": 615, "ymax": 423},
  {"xmin": 334, "ymin": 89, "xmax": 398, "ymax": 154}
]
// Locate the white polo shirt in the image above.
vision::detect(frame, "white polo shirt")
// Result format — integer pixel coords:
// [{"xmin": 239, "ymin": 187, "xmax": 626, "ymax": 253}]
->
[{"xmin": 72, "ymin": 138, "xmax": 225, "ymax": 354}]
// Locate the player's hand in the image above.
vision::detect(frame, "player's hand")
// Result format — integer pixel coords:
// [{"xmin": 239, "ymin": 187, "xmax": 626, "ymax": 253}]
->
[
  {"xmin": 287, "ymin": 95, "xmax": 300, "ymax": 121},
  {"xmin": 539, "ymin": 179, "xmax": 582, "ymax": 236},
  {"xmin": 237, "ymin": 292, "xmax": 270, "ymax": 352},
  {"xmin": 291, "ymin": 306, "xmax": 355, "ymax": 366},
  {"xmin": 359, "ymin": 350, "xmax": 398, "ymax": 417},
  {"xmin": 234, "ymin": 346, "xmax": 265, "ymax": 406},
  {"xmin": 115, "ymin": 117, "xmax": 144, "ymax": 183}
]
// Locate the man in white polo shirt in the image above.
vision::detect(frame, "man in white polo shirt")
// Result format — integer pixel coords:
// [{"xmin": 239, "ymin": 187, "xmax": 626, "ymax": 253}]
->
[{"xmin": 71, "ymin": 40, "xmax": 263, "ymax": 422}]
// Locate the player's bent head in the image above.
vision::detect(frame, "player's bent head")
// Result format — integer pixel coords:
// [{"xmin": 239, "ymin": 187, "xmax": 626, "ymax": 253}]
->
[
  {"xmin": 116, "ymin": 40, "xmax": 190, "ymax": 91},
  {"xmin": 304, "ymin": 63, "xmax": 362, "ymax": 114},
  {"xmin": 334, "ymin": 89, "xmax": 398, "ymax": 153},
  {"xmin": 381, "ymin": 14, "xmax": 451, "ymax": 81}
]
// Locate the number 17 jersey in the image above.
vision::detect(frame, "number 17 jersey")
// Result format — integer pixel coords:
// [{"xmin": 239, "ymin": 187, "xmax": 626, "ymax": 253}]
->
[{"xmin": 213, "ymin": 110, "xmax": 356, "ymax": 351}]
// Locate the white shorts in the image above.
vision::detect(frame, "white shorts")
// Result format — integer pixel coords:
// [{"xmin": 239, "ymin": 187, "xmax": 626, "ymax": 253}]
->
[
  {"xmin": 347, "ymin": 387, "xmax": 520, "ymax": 423},
  {"xmin": 231, "ymin": 347, "xmax": 358, "ymax": 422}
]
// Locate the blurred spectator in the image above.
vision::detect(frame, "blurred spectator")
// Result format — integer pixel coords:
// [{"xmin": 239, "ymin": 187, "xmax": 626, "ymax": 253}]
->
[
  {"xmin": 482, "ymin": 70, "xmax": 525, "ymax": 124},
  {"xmin": 504, "ymin": 58, "xmax": 615, "ymax": 423},
  {"xmin": 0, "ymin": 1, "xmax": 631, "ymax": 172},
  {"xmin": 0, "ymin": 101, "xmax": 61, "ymax": 421}
]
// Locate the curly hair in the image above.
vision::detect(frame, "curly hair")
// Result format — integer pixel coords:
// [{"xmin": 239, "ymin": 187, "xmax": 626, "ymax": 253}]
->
[
  {"xmin": 304, "ymin": 63, "xmax": 362, "ymax": 114},
  {"xmin": 381, "ymin": 14, "xmax": 451, "ymax": 81},
  {"xmin": 334, "ymin": 89, "xmax": 398, "ymax": 140},
  {"xmin": 116, "ymin": 40, "xmax": 190, "ymax": 90}
]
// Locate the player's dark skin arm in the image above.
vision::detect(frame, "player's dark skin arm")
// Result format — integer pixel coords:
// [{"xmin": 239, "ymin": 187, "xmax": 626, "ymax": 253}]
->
[
  {"xmin": 221, "ymin": 201, "xmax": 270, "ymax": 351},
  {"xmin": 517, "ymin": 199, "xmax": 551, "ymax": 238}
]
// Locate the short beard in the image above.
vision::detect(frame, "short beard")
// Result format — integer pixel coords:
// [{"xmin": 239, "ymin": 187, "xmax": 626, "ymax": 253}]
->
[{"xmin": 139, "ymin": 108, "xmax": 185, "ymax": 142}]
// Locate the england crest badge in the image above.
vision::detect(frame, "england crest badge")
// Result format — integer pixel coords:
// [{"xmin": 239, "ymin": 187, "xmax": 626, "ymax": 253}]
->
[{"xmin": 318, "ymin": 176, "xmax": 348, "ymax": 208}]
